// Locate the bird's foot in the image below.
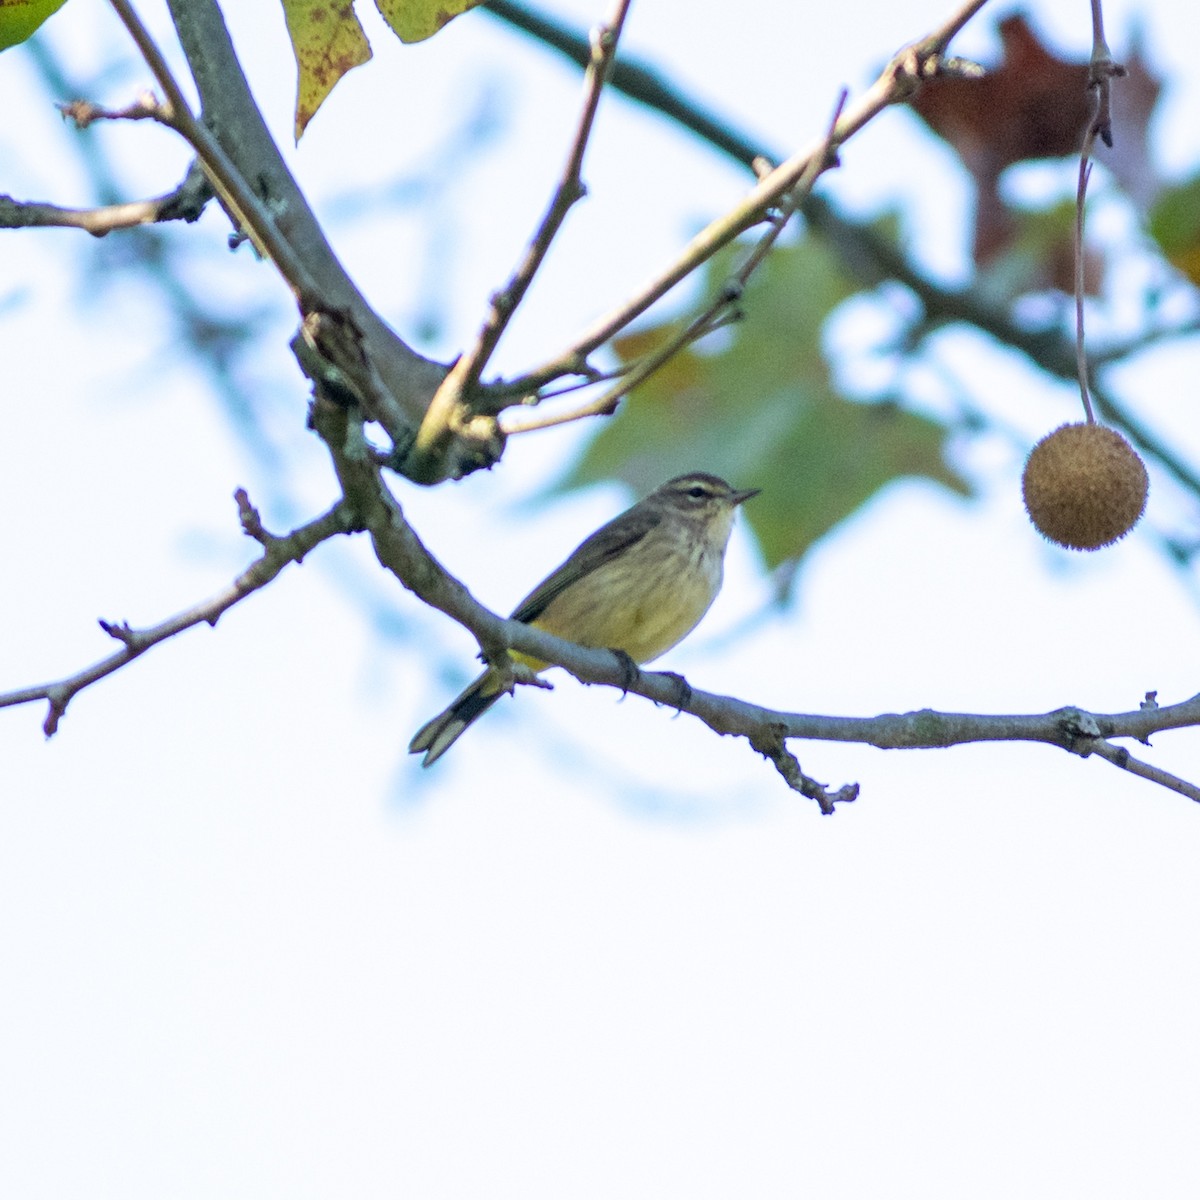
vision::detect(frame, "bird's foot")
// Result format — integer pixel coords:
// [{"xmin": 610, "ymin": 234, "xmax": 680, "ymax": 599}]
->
[
  {"xmin": 659, "ymin": 671, "xmax": 692, "ymax": 713},
  {"xmin": 609, "ymin": 648, "xmax": 641, "ymax": 694}
]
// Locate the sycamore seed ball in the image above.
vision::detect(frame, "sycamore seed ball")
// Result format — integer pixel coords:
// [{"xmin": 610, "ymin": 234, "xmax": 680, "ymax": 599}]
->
[{"xmin": 1022, "ymin": 422, "xmax": 1148, "ymax": 551}]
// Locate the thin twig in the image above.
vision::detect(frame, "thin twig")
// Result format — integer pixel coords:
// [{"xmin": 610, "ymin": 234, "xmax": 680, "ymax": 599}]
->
[
  {"xmin": 1, "ymin": 193, "xmax": 181, "ymax": 235},
  {"xmin": 59, "ymin": 94, "xmax": 161, "ymax": 124},
  {"xmin": 913, "ymin": 0, "xmax": 995, "ymax": 66},
  {"xmin": 0, "ymin": 494, "xmax": 358, "ymax": 736},
  {"xmin": 1073, "ymin": 0, "xmax": 1126, "ymax": 421},
  {"xmin": 106, "ymin": 0, "xmax": 320, "ymax": 306},
  {"xmin": 1087, "ymin": 0, "xmax": 1125, "ymax": 147},
  {"xmin": 484, "ymin": 0, "xmax": 764, "ymax": 163},
  {"xmin": 405, "ymin": 0, "xmax": 632, "ymax": 479},
  {"xmin": 1074, "ymin": 108, "xmax": 1101, "ymax": 424},
  {"xmin": 460, "ymin": 0, "xmax": 632, "ymax": 389},
  {"xmin": 485, "ymin": 0, "xmax": 994, "ymax": 404},
  {"xmin": 0, "ymin": 162, "xmax": 211, "ymax": 236},
  {"xmin": 498, "ymin": 304, "xmax": 720, "ymax": 433},
  {"xmin": 1086, "ymin": 739, "xmax": 1200, "ymax": 803},
  {"xmin": 750, "ymin": 727, "xmax": 860, "ymax": 815},
  {"xmin": 501, "ymin": 88, "xmax": 850, "ymax": 436},
  {"xmin": 527, "ymin": 365, "xmax": 629, "ymax": 399},
  {"xmin": 709, "ymin": 89, "xmax": 850, "ymax": 292}
]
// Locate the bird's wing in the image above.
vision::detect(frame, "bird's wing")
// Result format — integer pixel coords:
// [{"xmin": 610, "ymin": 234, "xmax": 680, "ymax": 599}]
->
[{"xmin": 510, "ymin": 503, "xmax": 662, "ymax": 624}]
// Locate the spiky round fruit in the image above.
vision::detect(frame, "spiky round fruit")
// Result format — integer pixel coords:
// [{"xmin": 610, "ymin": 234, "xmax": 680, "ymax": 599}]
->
[{"xmin": 1022, "ymin": 422, "xmax": 1148, "ymax": 551}]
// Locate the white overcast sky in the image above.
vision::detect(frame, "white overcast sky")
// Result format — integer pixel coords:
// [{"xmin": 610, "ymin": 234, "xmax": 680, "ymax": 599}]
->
[{"xmin": 5, "ymin": 0, "xmax": 1200, "ymax": 1196}]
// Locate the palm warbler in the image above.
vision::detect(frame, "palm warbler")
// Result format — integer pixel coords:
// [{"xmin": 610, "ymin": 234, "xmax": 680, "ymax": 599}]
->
[{"xmin": 409, "ymin": 471, "xmax": 759, "ymax": 766}]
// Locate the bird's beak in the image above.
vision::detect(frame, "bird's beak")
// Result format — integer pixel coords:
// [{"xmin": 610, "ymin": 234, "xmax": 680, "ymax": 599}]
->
[{"xmin": 731, "ymin": 487, "xmax": 761, "ymax": 506}]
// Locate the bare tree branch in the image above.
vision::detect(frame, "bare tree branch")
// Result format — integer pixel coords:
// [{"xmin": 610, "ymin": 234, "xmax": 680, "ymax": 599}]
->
[
  {"xmin": 480, "ymin": 0, "xmax": 1000, "ymax": 405},
  {"xmin": 100, "ymin": 0, "xmax": 456, "ymax": 468},
  {"xmin": 499, "ymin": 90, "xmax": 849, "ymax": 436},
  {"xmin": 0, "ymin": 160, "xmax": 211, "ymax": 235},
  {"xmin": 1086, "ymin": 0, "xmax": 1126, "ymax": 148},
  {"xmin": 750, "ymin": 727, "xmax": 861, "ymax": 815},
  {"xmin": 310, "ymin": 396, "xmax": 1200, "ymax": 809},
  {"xmin": 104, "ymin": 3, "xmax": 384, "ymax": 332},
  {"xmin": 9, "ymin": 0, "xmax": 1195, "ymax": 811},
  {"xmin": 914, "ymin": 0, "xmax": 995, "ymax": 64},
  {"xmin": 59, "ymin": 94, "xmax": 161, "ymax": 125},
  {"xmin": 0, "ymin": 492, "xmax": 358, "ymax": 736},
  {"xmin": 484, "ymin": 0, "xmax": 1200, "ymax": 503},
  {"xmin": 1088, "ymin": 738, "xmax": 1200, "ymax": 802},
  {"xmin": 6, "ymin": 384, "xmax": 1191, "ymax": 807},
  {"xmin": 405, "ymin": 0, "xmax": 633, "ymax": 480},
  {"xmin": 106, "ymin": 0, "xmax": 326, "ymax": 304}
]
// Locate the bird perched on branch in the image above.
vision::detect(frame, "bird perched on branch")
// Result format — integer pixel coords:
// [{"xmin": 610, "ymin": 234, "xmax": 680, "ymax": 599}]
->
[{"xmin": 409, "ymin": 471, "xmax": 759, "ymax": 766}]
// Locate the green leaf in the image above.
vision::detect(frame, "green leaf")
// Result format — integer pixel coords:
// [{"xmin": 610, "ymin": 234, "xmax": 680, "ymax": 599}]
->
[
  {"xmin": 1148, "ymin": 174, "xmax": 1200, "ymax": 285},
  {"xmin": 281, "ymin": 0, "xmax": 373, "ymax": 140},
  {"xmin": 557, "ymin": 233, "xmax": 971, "ymax": 575},
  {"xmin": 375, "ymin": 0, "xmax": 485, "ymax": 44},
  {"xmin": 0, "ymin": 0, "xmax": 68, "ymax": 53}
]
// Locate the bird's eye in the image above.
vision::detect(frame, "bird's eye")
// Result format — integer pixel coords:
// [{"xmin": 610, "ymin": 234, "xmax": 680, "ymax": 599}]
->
[{"xmin": 688, "ymin": 486, "xmax": 707, "ymax": 499}]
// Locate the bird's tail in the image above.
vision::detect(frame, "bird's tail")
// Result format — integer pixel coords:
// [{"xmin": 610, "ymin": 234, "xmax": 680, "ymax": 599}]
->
[{"xmin": 408, "ymin": 669, "xmax": 503, "ymax": 767}]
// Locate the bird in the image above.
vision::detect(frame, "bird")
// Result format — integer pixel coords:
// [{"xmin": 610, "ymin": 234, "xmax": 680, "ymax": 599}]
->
[{"xmin": 408, "ymin": 471, "xmax": 759, "ymax": 767}]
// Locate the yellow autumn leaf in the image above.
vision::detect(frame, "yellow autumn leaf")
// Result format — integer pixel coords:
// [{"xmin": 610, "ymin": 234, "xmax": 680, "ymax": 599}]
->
[
  {"xmin": 281, "ymin": 0, "xmax": 373, "ymax": 140},
  {"xmin": 375, "ymin": 0, "xmax": 484, "ymax": 44}
]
